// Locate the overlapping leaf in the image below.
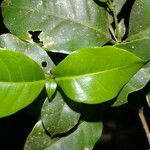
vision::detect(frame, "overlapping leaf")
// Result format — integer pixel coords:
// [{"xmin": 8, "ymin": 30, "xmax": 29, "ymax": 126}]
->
[
  {"xmin": 24, "ymin": 120, "xmax": 103, "ymax": 150},
  {"xmin": 0, "ymin": 50, "xmax": 45, "ymax": 117},
  {"xmin": 41, "ymin": 92, "xmax": 80, "ymax": 136},
  {"xmin": 0, "ymin": 34, "xmax": 54, "ymax": 74},
  {"xmin": 2, "ymin": 0, "xmax": 110, "ymax": 53},
  {"xmin": 53, "ymin": 46, "xmax": 144, "ymax": 104},
  {"xmin": 128, "ymin": 0, "xmax": 150, "ymax": 39},
  {"xmin": 113, "ymin": 61, "xmax": 150, "ymax": 106},
  {"xmin": 114, "ymin": 0, "xmax": 126, "ymax": 15},
  {"xmin": 115, "ymin": 38, "xmax": 150, "ymax": 60}
]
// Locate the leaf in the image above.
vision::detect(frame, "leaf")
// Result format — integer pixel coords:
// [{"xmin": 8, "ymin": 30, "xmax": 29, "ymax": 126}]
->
[
  {"xmin": 0, "ymin": 50, "xmax": 45, "ymax": 118},
  {"xmin": 24, "ymin": 120, "xmax": 103, "ymax": 150},
  {"xmin": 2, "ymin": 0, "xmax": 110, "ymax": 53},
  {"xmin": 24, "ymin": 121, "xmax": 57, "ymax": 150},
  {"xmin": 0, "ymin": 33, "xmax": 54, "ymax": 74},
  {"xmin": 41, "ymin": 92, "xmax": 80, "ymax": 136},
  {"xmin": 115, "ymin": 38, "xmax": 150, "ymax": 60},
  {"xmin": 114, "ymin": 0, "xmax": 126, "ymax": 15},
  {"xmin": 45, "ymin": 78, "xmax": 57, "ymax": 99},
  {"xmin": 113, "ymin": 61, "xmax": 150, "ymax": 106},
  {"xmin": 53, "ymin": 46, "xmax": 144, "ymax": 104},
  {"xmin": 128, "ymin": 0, "xmax": 150, "ymax": 39},
  {"xmin": 146, "ymin": 92, "xmax": 150, "ymax": 107}
]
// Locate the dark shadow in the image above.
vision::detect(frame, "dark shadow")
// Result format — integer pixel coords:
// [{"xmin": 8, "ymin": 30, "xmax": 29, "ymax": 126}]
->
[{"xmin": 0, "ymin": 0, "xmax": 9, "ymax": 34}]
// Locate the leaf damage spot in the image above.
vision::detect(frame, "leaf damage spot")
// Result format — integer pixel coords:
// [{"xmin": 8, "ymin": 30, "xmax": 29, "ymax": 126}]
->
[
  {"xmin": 41, "ymin": 61, "xmax": 47, "ymax": 68},
  {"xmin": 28, "ymin": 30, "xmax": 43, "ymax": 45}
]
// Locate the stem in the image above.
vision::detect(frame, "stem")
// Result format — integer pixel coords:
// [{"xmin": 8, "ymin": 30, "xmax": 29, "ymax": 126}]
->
[
  {"xmin": 138, "ymin": 107, "xmax": 150, "ymax": 145},
  {"xmin": 107, "ymin": 0, "xmax": 121, "ymax": 42}
]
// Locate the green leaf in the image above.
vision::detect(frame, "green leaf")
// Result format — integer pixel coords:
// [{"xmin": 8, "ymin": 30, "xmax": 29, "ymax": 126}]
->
[
  {"xmin": 53, "ymin": 46, "xmax": 144, "ymax": 104},
  {"xmin": 24, "ymin": 120, "xmax": 57, "ymax": 150},
  {"xmin": 41, "ymin": 92, "xmax": 80, "ymax": 136},
  {"xmin": 146, "ymin": 92, "xmax": 150, "ymax": 107},
  {"xmin": 2, "ymin": 0, "xmax": 110, "ymax": 53},
  {"xmin": 0, "ymin": 50, "xmax": 45, "ymax": 118},
  {"xmin": 0, "ymin": 33, "xmax": 54, "ymax": 74},
  {"xmin": 113, "ymin": 61, "xmax": 150, "ymax": 106},
  {"xmin": 128, "ymin": 0, "xmax": 150, "ymax": 39},
  {"xmin": 24, "ymin": 120, "xmax": 103, "ymax": 150},
  {"xmin": 45, "ymin": 78, "xmax": 57, "ymax": 99},
  {"xmin": 115, "ymin": 38, "xmax": 150, "ymax": 60}
]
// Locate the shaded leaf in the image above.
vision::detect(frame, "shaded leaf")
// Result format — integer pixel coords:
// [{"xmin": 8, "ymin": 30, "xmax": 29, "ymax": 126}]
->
[
  {"xmin": 114, "ymin": 61, "xmax": 150, "ymax": 106},
  {"xmin": 128, "ymin": 0, "xmax": 150, "ymax": 39},
  {"xmin": 115, "ymin": 38, "xmax": 150, "ymax": 60},
  {"xmin": 0, "ymin": 33, "xmax": 54, "ymax": 74},
  {"xmin": 146, "ymin": 92, "xmax": 150, "ymax": 107},
  {"xmin": 0, "ymin": 50, "xmax": 45, "ymax": 117},
  {"xmin": 114, "ymin": 0, "xmax": 126, "ymax": 15},
  {"xmin": 24, "ymin": 120, "xmax": 103, "ymax": 150},
  {"xmin": 41, "ymin": 92, "xmax": 80, "ymax": 136},
  {"xmin": 2, "ymin": 0, "xmax": 110, "ymax": 53},
  {"xmin": 53, "ymin": 46, "xmax": 144, "ymax": 104},
  {"xmin": 24, "ymin": 120, "xmax": 57, "ymax": 150}
]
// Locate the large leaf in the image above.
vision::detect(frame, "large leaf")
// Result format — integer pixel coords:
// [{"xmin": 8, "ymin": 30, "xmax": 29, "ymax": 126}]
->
[
  {"xmin": 113, "ymin": 61, "xmax": 150, "ymax": 106},
  {"xmin": 41, "ymin": 92, "xmax": 80, "ymax": 136},
  {"xmin": 2, "ymin": 0, "xmax": 110, "ymax": 53},
  {"xmin": 53, "ymin": 46, "xmax": 144, "ymax": 104},
  {"xmin": 24, "ymin": 120, "xmax": 103, "ymax": 150},
  {"xmin": 128, "ymin": 0, "xmax": 150, "ymax": 39},
  {"xmin": 0, "ymin": 50, "xmax": 45, "ymax": 117},
  {"xmin": 0, "ymin": 33, "xmax": 54, "ymax": 74},
  {"xmin": 115, "ymin": 38, "xmax": 150, "ymax": 60}
]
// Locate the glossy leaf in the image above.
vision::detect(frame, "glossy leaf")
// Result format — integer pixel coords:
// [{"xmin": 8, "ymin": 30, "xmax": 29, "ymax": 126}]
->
[
  {"xmin": 45, "ymin": 78, "xmax": 57, "ymax": 99},
  {"xmin": 114, "ymin": 61, "xmax": 150, "ymax": 106},
  {"xmin": 53, "ymin": 46, "xmax": 144, "ymax": 104},
  {"xmin": 146, "ymin": 92, "xmax": 150, "ymax": 107},
  {"xmin": 115, "ymin": 38, "xmax": 150, "ymax": 60},
  {"xmin": 0, "ymin": 33, "xmax": 54, "ymax": 74},
  {"xmin": 41, "ymin": 92, "xmax": 80, "ymax": 136},
  {"xmin": 2, "ymin": 0, "xmax": 110, "ymax": 53},
  {"xmin": 24, "ymin": 120, "xmax": 103, "ymax": 150},
  {"xmin": 0, "ymin": 50, "xmax": 45, "ymax": 117},
  {"xmin": 128, "ymin": 0, "xmax": 150, "ymax": 39}
]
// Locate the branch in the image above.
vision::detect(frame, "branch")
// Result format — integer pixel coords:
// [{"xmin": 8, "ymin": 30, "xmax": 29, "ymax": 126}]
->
[{"xmin": 138, "ymin": 107, "xmax": 150, "ymax": 145}]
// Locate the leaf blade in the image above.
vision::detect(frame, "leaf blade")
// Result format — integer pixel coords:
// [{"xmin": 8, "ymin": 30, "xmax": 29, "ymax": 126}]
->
[
  {"xmin": 114, "ymin": 61, "xmax": 150, "ymax": 106},
  {"xmin": 54, "ymin": 46, "xmax": 144, "ymax": 104},
  {"xmin": 41, "ymin": 92, "xmax": 80, "ymax": 136},
  {"xmin": 2, "ymin": 0, "xmax": 110, "ymax": 53},
  {"xmin": 24, "ymin": 120, "xmax": 103, "ymax": 150},
  {"xmin": 0, "ymin": 50, "xmax": 45, "ymax": 117}
]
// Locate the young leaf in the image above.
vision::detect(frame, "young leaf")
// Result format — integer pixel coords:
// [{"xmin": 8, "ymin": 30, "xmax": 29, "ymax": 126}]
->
[
  {"xmin": 0, "ymin": 33, "xmax": 54, "ymax": 74},
  {"xmin": 0, "ymin": 50, "xmax": 45, "ymax": 118},
  {"xmin": 128, "ymin": 0, "xmax": 150, "ymax": 39},
  {"xmin": 45, "ymin": 78, "xmax": 57, "ymax": 99},
  {"xmin": 41, "ymin": 92, "xmax": 80, "ymax": 136},
  {"xmin": 113, "ymin": 61, "xmax": 150, "ymax": 106},
  {"xmin": 24, "ymin": 120, "xmax": 103, "ymax": 150},
  {"xmin": 2, "ymin": 0, "xmax": 110, "ymax": 53},
  {"xmin": 53, "ymin": 46, "xmax": 144, "ymax": 104}
]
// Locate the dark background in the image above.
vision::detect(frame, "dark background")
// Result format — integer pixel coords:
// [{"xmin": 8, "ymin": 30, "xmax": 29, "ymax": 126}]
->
[{"xmin": 0, "ymin": 0, "xmax": 150, "ymax": 149}]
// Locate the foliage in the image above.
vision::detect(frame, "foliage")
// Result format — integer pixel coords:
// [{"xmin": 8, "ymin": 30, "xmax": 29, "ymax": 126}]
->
[{"xmin": 0, "ymin": 0, "xmax": 150, "ymax": 149}]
